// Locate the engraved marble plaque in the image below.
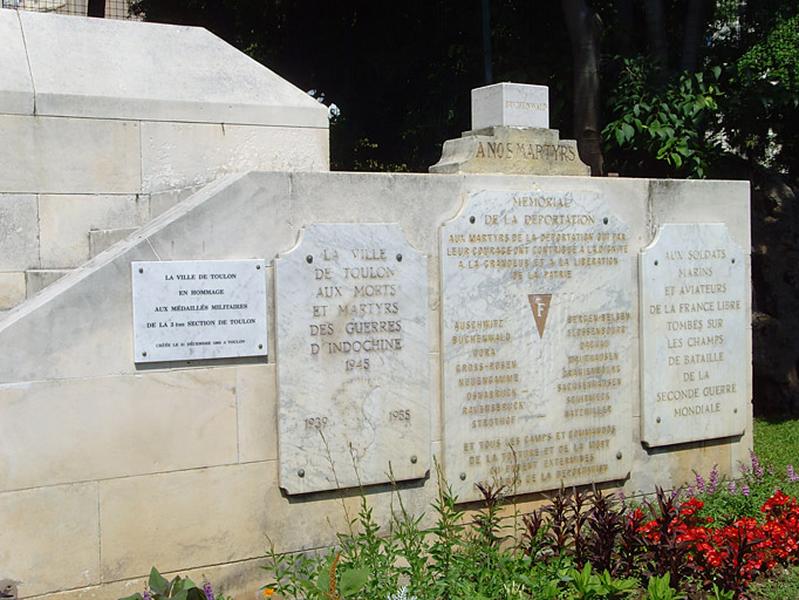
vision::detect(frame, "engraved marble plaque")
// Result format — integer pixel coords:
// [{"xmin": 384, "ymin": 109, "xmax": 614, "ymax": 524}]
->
[
  {"xmin": 640, "ymin": 223, "xmax": 748, "ymax": 447},
  {"xmin": 441, "ymin": 190, "xmax": 634, "ymax": 502},
  {"xmin": 276, "ymin": 224, "xmax": 430, "ymax": 494},
  {"xmin": 131, "ymin": 259, "xmax": 267, "ymax": 363}
]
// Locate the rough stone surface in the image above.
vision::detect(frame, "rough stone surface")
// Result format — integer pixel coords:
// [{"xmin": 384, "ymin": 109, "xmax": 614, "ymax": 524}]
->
[
  {"xmin": 25, "ymin": 268, "xmax": 70, "ymax": 298},
  {"xmin": 148, "ymin": 185, "xmax": 206, "ymax": 219},
  {"xmin": 275, "ymin": 223, "xmax": 430, "ymax": 493},
  {"xmin": 471, "ymin": 82, "xmax": 549, "ymax": 129},
  {"xmin": 0, "ymin": 369, "xmax": 238, "ymax": 491},
  {"xmin": 0, "ymin": 272, "xmax": 26, "ymax": 310},
  {"xmin": 38, "ymin": 194, "xmax": 147, "ymax": 267},
  {"xmin": 0, "ymin": 10, "xmax": 34, "ymax": 115},
  {"xmin": 141, "ymin": 121, "xmax": 329, "ymax": 193},
  {"xmin": 0, "ymin": 483, "xmax": 100, "ymax": 597},
  {"xmin": 441, "ymin": 189, "xmax": 634, "ymax": 501},
  {"xmin": 88, "ymin": 227, "xmax": 137, "ymax": 258},
  {"xmin": 17, "ymin": 10, "xmax": 328, "ymax": 127},
  {"xmin": 0, "ymin": 115, "xmax": 141, "ymax": 194},
  {"xmin": 236, "ymin": 364, "xmax": 277, "ymax": 463},
  {"xmin": 640, "ymin": 223, "xmax": 748, "ymax": 446},
  {"xmin": 0, "ymin": 194, "xmax": 39, "ymax": 271},
  {"xmin": 430, "ymin": 127, "xmax": 590, "ymax": 176}
]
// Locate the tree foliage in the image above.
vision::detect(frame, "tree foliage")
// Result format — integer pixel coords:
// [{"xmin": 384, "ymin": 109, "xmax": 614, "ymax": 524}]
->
[{"xmin": 130, "ymin": 0, "xmax": 799, "ymax": 179}]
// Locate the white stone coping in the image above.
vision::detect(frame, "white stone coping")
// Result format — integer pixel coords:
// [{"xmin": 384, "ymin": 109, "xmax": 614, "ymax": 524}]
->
[{"xmin": 0, "ymin": 8, "xmax": 328, "ymax": 128}]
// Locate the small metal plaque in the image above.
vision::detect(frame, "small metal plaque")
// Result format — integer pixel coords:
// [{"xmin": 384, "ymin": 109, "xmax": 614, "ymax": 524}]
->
[{"xmin": 131, "ymin": 259, "xmax": 267, "ymax": 363}]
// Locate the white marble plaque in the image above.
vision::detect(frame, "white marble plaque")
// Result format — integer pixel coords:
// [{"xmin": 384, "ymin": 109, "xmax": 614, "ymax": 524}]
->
[
  {"xmin": 441, "ymin": 190, "xmax": 633, "ymax": 502},
  {"xmin": 640, "ymin": 223, "xmax": 748, "ymax": 447},
  {"xmin": 276, "ymin": 224, "xmax": 429, "ymax": 494},
  {"xmin": 131, "ymin": 259, "xmax": 267, "ymax": 363},
  {"xmin": 472, "ymin": 82, "xmax": 549, "ymax": 130}
]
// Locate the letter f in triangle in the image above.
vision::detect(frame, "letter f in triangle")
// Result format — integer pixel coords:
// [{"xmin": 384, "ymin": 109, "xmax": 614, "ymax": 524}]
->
[{"xmin": 528, "ymin": 294, "xmax": 552, "ymax": 338}]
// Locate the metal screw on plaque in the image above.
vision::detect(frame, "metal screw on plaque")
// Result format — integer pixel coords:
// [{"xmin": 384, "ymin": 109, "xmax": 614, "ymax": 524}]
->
[
  {"xmin": 306, "ymin": 255, "xmax": 313, "ymax": 264},
  {"xmin": 410, "ymin": 455, "xmax": 418, "ymax": 464},
  {"xmin": 258, "ymin": 344, "xmax": 263, "ymax": 350},
  {"xmin": 734, "ymin": 408, "xmax": 738, "ymax": 414},
  {"xmin": 469, "ymin": 216, "xmax": 476, "ymax": 224},
  {"xmin": 603, "ymin": 217, "xmax": 609, "ymax": 225},
  {"xmin": 297, "ymin": 469, "xmax": 305, "ymax": 478},
  {"xmin": 138, "ymin": 267, "xmax": 144, "ymax": 274},
  {"xmin": 396, "ymin": 253, "xmax": 403, "ymax": 262},
  {"xmin": 0, "ymin": 579, "xmax": 19, "ymax": 600},
  {"xmin": 732, "ymin": 258, "xmax": 736, "ymax": 264},
  {"xmin": 459, "ymin": 472, "xmax": 467, "ymax": 481},
  {"xmin": 142, "ymin": 352, "xmax": 147, "ymax": 358},
  {"xmin": 656, "ymin": 416, "xmax": 662, "ymax": 423},
  {"xmin": 256, "ymin": 264, "xmax": 261, "ymax": 270},
  {"xmin": 654, "ymin": 260, "xmax": 659, "ymax": 266},
  {"xmin": 616, "ymin": 451, "xmax": 623, "ymax": 460}
]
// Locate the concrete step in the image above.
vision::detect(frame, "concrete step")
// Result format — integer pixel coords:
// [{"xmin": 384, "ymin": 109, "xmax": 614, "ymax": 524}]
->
[
  {"xmin": 25, "ymin": 269, "xmax": 72, "ymax": 298},
  {"xmin": 89, "ymin": 227, "xmax": 139, "ymax": 258}
]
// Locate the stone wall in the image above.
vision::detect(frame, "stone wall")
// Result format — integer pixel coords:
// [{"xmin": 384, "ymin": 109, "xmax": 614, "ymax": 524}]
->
[
  {"xmin": 0, "ymin": 171, "xmax": 752, "ymax": 599},
  {"xmin": 0, "ymin": 10, "xmax": 329, "ymax": 310}
]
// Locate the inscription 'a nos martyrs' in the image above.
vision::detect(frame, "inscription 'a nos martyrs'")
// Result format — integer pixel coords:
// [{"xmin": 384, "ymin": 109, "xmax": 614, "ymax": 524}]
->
[{"xmin": 475, "ymin": 140, "xmax": 577, "ymax": 162}]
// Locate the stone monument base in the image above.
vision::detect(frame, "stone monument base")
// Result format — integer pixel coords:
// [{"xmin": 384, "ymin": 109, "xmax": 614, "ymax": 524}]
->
[{"xmin": 429, "ymin": 126, "xmax": 590, "ymax": 176}]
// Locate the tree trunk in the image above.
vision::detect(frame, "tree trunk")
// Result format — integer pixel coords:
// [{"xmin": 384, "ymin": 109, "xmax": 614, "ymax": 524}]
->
[
  {"xmin": 481, "ymin": 0, "xmax": 493, "ymax": 85},
  {"xmin": 616, "ymin": 0, "xmax": 635, "ymax": 56},
  {"xmin": 87, "ymin": 0, "xmax": 105, "ymax": 18},
  {"xmin": 681, "ymin": 0, "xmax": 710, "ymax": 72},
  {"xmin": 562, "ymin": 0, "xmax": 604, "ymax": 176},
  {"xmin": 643, "ymin": 0, "xmax": 669, "ymax": 82}
]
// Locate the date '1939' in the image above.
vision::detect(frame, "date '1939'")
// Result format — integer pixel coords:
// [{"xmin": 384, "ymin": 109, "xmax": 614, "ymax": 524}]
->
[{"xmin": 305, "ymin": 416, "xmax": 328, "ymax": 430}]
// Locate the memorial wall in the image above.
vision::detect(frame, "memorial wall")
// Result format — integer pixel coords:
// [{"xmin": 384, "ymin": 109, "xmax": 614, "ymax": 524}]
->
[{"xmin": 0, "ymin": 170, "xmax": 751, "ymax": 599}]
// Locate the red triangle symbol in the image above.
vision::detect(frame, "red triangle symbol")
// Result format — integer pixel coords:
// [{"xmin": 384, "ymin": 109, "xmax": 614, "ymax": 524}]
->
[{"xmin": 528, "ymin": 294, "xmax": 552, "ymax": 338}]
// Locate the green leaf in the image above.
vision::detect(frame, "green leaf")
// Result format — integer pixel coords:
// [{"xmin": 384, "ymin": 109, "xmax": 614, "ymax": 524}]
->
[
  {"xmin": 182, "ymin": 577, "xmax": 198, "ymax": 590},
  {"xmin": 712, "ymin": 65, "xmax": 722, "ymax": 79},
  {"xmin": 614, "ymin": 128, "xmax": 625, "ymax": 146},
  {"xmin": 339, "ymin": 568, "xmax": 369, "ymax": 597},
  {"xmin": 315, "ymin": 567, "xmax": 331, "ymax": 594},
  {"xmin": 171, "ymin": 591, "xmax": 188, "ymax": 600},
  {"xmin": 149, "ymin": 568, "xmax": 170, "ymax": 595},
  {"xmin": 621, "ymin": 123, "xmax": 634, "ymax": 141}
]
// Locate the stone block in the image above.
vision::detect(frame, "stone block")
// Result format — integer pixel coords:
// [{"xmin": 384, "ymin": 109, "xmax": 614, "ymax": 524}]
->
[
  {"xmin": 0, "ymin": 368, "xmax": 238, "ymax": 491},
  {"xmin": 472, "ymin": 82, "xmax": 549, "ymax": 130},
  {"xmin": 430, "ymin": 126, "xmax": 589, "ymax": 175},
  {"xmin": 640, "ymin": 224, "xmax": 749, "ymax": 447},
  {"xmin": 0, "ymin": 115, "xmax": 141, "ymax": 194},
  {"xmin": 19, "ymin": 10, "xmax": 328, "ymax": 127},
  {"xmin": 625, "ymin": 415, "xmax": 740, "ymax": 496},
  {"xmin": 276, "ymin": 224, "xmax": 431, "ymax": 494},
  {"xmin": 25, "ymin": 268, "xmax": 71, "ymax": 297},
  {"xmin": 148, "ymin": 185, "xmax": 205, "ymax": 218},
  {"xmin": 99, "ymin": 461, "xmax": 351, "ymax": 580},
  {"xmin": 441, "ymin": 189, "xmax": 634, "ymax": 501},
  {"xmin": 38, "ymin": 557, "xmax": 266, "ymax": 600},
  {"xmin": 0, "ymin": 9, "xmax": 34, "ymax": 115},
  {"xmin": 88, "ymin": 227, "xmax": 137, "ymax": 258},
  {"xmin": 0, "ymin": 194, "xmax": 39, "ymax": 271},
  {"xmin": 141, "ymin": 121, "xmax": 329, "ymax": 193},
  {"xmin": 236, "ymin": 364, "xmax": 277, "ymax": 463},
  {"xmin": 0, "ymin": 483, "xmax": 100, "ymax": 597},
  {"xmin": 0, "ymin": 272, "xmax": 26, "ymax": 310},
  {"xmin": 39, "ymin": 194, "xmax": 147, "ymax": 268}
]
